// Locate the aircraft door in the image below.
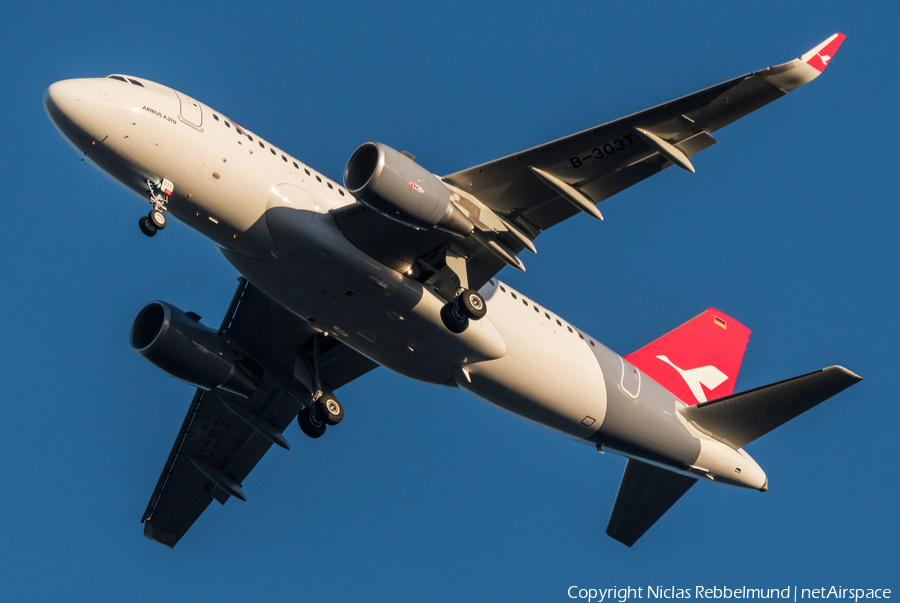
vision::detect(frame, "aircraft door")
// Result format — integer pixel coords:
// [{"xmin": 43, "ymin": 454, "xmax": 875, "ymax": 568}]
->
[
  {"xmin": 620, "ymin": 356, "xmax": 641, "ymax": 398},
  {"xmin": 175, "ymin": 91, "xmax": 202, "ymax": 128}
]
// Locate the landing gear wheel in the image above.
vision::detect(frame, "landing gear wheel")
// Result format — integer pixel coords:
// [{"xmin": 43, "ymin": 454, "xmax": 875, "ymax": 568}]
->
[
  {"xmin": 139, "ymin": 216, "xmax": 158, "ymax": 237},
  {"xmin": 440, "ymin": 301, "xmax": 469, "ymax": 334},
  {"xmin": 149, "ymin": 208, "xmax": 167, "ymax": 230},
  {"xmin": 297, "ymin": 407, "xmax": 326, "ymax": 439},
  {"xmin": 459, "ymin": 289, "xmax": 487, "ymax": 320},
  {"xmin": 316, "ymin": 393, "xmax": 344, "ymax": 426}
]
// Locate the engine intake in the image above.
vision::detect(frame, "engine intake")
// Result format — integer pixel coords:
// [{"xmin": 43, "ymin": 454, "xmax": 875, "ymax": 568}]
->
[
  {"xmin": 344, "ymin": 142, "xmax": 473, "ymax": 236},
  {"xmin": 130, "ymin": 301, "xmax": 257, "ymax": 397}
]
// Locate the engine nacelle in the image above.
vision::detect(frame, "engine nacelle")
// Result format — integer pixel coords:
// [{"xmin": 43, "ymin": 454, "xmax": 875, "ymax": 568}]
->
[
  {"xmin": 130, "ymin": 301, "xmax": 257, "ymax": 397},
  {"xmin": 344, "ymin": 142, "xmax": 474, "ymax": 236}
]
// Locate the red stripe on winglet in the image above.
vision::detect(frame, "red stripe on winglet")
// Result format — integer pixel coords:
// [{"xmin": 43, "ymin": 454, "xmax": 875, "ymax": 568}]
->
[{"xmin": 807, "ymin": 33, "xmax": 846, "ymax": 73}]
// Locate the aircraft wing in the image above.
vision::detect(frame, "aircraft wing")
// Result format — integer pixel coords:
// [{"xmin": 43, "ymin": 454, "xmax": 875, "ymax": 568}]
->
[
  {"xmin": 141, "ymin": 278, "xmax": 379, "ymax": 548},
  {"xmin": 443, "ymin": 33, "xmax": 845, "ymax": 236},
  {"xmin": 334, "ymin": 35, "xmax": 844, "ymax": 291}
]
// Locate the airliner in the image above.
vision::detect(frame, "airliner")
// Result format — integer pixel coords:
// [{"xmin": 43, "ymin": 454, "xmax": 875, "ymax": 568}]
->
[{"xmin": 44, "ymin": 33, "xmax": 858, "ymax": 548}]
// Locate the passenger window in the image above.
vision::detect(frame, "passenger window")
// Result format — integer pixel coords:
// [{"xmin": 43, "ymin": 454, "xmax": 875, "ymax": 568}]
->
[
  {"xmin": 533, "ymin": 306, "xmax": 539, "ymax": 312},
  {"xmin": 556, "ymin": 319, "xmax": 562, "ymax": 326},
  {"xmin": 304, "ymin": 169, "xmax": 311, "ymax": 175},
  {"xmin": 316, "ymin": 176, "xmax": 322, "ymax": 182},
  {"xmin": 248, "ymin": 135, "xmax": 253, "ymax": 141},
  {"xmin": 234, "ymin": 124, "xmax": 245, "ymax": 135},
  {"xmin": 522, "ymin": 299, "xmax": 528, "ymax": 306},
  {"xmin": 489, "ymin": 280, "xmax": 494, "ymax": 286},
  {"xmin": 567, "ymin": 326, "xmax": 573, "ymax": 333},
  {"xmin": 544, "ymin": 313, "xmax": 550, "ymax": 319},
  {"xmin": 282, "ymin": 155, "xmax": 288, "ymax": 162},
  {"xmin": 327, "ymin": 182, "xmax": 333, "ymax": 189},
  {"xmin": 500, "ymin": 285, "xmax": 506, "ymax": 292},
  {"xmin": 578, "ymin": 333, "xmax": 584, "ymax": 340},
  {"xmin": 293, "ymin": 162, "xmax": 299, "ymax": 168},
  {"xmin": 338, "ymin": 189, "xmax": 345, "ymax": 196},
  {"xmin": 225, "ymin": 121, "xmax": 231, "ymax": 128},
  {"xmin": 259, "ymin": 141, "xmax": 265, "ymax": 148},
  {"xmin": 511, "ymin": 292, "xmax": 517, "ymax": 299},
  {"xmin": 590, "ymin": 340, "xmax": 595, "ymax": 347},
  {"xmin": 270, "ymin": 148, "xmax": 276, "ymax": 155},
  {"xmin": 213, "ymin": 114, "xmax": 219, "ymax": 121}
]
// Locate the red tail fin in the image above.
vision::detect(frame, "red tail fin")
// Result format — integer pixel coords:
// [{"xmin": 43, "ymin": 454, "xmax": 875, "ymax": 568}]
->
[{"xmin": 625, "ymin": 309, "xmax": 750, "ymax": 405}]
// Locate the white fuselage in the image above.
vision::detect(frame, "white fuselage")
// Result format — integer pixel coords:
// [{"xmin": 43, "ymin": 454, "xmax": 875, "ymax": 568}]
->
[{"xmin": 44, "ymin": 75, "xmax": 767, "ymax": 491}]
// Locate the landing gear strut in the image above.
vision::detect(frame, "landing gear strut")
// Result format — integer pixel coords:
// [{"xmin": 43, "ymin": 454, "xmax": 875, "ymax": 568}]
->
[
  {"xmin": 140, "ymin": 178, "xmax": 172, "ymax": 237},
  {"xmin": 295, "ymin": 334, "xmax": 345, "ymax": 438},
  {"xmin": 440, "ymin": 288, "xmax": 487, "ymax": 333}
]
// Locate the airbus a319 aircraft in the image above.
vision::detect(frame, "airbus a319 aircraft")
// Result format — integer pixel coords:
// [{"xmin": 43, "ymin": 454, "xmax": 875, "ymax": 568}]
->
[{"xmin": 45, "ymin": 33, "xmax": 858, "ymax": 547}]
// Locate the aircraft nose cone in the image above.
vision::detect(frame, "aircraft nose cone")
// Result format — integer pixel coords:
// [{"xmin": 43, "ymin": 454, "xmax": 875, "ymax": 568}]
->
[{"xmin": 44, "ymin": 79, "xmax": 85, "ymax": 127}]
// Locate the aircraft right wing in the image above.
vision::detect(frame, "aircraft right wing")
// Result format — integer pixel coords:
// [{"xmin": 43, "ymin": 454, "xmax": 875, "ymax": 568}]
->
[{"xmin": 141, "ymin": 278, "xmax": 379, "ymax": 548}]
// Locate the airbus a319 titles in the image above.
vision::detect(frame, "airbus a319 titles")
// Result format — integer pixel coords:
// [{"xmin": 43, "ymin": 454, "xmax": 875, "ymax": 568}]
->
[{"xmin": 44, "ymin": 33, "xmax": 858, "ymax": 547}]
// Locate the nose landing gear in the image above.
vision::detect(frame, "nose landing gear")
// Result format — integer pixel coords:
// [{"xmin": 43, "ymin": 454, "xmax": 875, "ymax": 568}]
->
[{"xmin": 140, "ymin": 178, "xmax": 173, "ymax": 237}]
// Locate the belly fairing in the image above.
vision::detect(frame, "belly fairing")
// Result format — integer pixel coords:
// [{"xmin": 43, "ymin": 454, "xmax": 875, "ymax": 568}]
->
[{"xmin": 223, "ymin": 204, "xmax": 508, "ymax": 385}]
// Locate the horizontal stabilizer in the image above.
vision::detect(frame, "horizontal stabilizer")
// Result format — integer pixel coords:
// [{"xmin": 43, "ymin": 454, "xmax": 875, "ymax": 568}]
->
[
  {"xmin": 680, "ymin": 366, "xmax": 861, "ymax": 450},
  {"xmin": 606, "ymin": 459, "xmax": 697, "ymax": 547}
]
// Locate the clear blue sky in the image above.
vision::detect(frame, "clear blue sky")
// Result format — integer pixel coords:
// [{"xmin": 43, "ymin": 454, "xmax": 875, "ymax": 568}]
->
[{"xmin": 2, "ymin": 1, "xmax": 897, "ymax": 601}]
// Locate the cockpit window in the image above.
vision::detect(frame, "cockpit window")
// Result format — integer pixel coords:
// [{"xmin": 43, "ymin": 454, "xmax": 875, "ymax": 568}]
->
[
  {"xmin": 106, "ymin": 75, "xmax": 128, "ymax": 82},
  {"xmin": 127, "ymin": 78, "xmax": 144, "ymax": 87}
]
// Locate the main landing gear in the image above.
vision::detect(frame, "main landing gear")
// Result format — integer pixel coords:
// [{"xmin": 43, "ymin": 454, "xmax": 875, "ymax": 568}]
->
[
  {"xmin": 296, "ymin": 392, "xmax": 344, "ymax": 439},
  {"xmin": 440, "ymin": 288, "xmax": 487, "ymax": 333},
  {"xmin": 295, "ymin": 335, "xmax": 345, "ymax": 439},
  {"xmin": 139, "ymin": 178, "xmax": 172, "ymax": 238}
]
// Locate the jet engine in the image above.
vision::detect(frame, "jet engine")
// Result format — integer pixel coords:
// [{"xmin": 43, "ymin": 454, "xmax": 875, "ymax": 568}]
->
[
  {"xmin": 344, "ymin": 142, "xmax": 474, "ymax": 237},
  {"xmin": 130, "ymin": 301, "xmax": 257, "ymax": 397}
]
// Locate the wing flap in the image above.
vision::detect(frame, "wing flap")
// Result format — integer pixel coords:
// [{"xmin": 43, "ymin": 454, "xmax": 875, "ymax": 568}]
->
[
  {"xmin": 606, "ymin": 459, "xmax": 697, "ymax": 547},
  {"xmin": 679, "ymin": 366, "xmax": 862, "ymax": 450}
]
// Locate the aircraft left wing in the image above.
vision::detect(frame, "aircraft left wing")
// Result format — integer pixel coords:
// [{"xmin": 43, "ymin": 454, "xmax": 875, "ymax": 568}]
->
[
  {"xmin": 141, "ymin": 279, "xmax": 378, "ymax": 548},
  {"xmin": 444, "ymin": 34, "xmax": 845, "ymax": 235},
  {"xmin": 334, "ymin": 35, "xmax": 845, "ymax": 292}
]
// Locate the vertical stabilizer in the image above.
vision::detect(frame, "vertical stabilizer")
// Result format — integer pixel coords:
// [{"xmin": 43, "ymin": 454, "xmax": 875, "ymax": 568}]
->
[{"xmin": 626, "ymin": 309, "xmax": 750, "ymax": 405}]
